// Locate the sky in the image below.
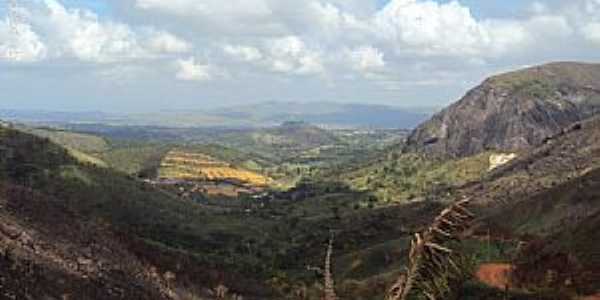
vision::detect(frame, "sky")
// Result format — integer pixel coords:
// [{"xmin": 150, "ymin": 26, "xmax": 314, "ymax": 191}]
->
[{"xmin": 1, "ymin": 0, "xmax": 600, "ymax": 112}]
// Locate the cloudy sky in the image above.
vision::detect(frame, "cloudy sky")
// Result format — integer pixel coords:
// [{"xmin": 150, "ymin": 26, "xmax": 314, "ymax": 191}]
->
[{"xmin": 1, "ymin": 0, "xmax": 600, "ymax": 112}]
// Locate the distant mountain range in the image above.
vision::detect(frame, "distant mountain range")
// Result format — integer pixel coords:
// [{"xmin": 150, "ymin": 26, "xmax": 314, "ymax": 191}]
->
[
  {"xmin": 209, "ymin": 101, "xmax": 430, "ymax": 128},
  {"xmin": 0, "ymin": 102, "xmax": 431, "ymax": 129}
]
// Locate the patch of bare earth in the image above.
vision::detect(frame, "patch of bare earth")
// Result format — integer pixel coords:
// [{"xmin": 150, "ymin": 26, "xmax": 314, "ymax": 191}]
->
[{"xmin": 476, "ymin": 263, "xmax": 513, "ymax": 290}]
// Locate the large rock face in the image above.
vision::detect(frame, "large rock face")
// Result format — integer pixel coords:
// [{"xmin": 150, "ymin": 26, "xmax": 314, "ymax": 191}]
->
[{"xmin": 405, "ymin": 62, "xmax": 600, "ymax": 158}]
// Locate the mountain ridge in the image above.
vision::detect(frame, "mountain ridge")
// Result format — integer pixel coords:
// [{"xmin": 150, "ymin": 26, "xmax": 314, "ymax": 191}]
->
[{"xmin": 404, "ymin": 62, "xmax": 600, "ymax": 158}]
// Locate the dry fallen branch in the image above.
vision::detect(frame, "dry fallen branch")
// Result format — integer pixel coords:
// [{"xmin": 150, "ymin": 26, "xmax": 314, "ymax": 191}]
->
[{"xmin": 323, "ymin": 230, "xmax": 337, "ymax": 300}]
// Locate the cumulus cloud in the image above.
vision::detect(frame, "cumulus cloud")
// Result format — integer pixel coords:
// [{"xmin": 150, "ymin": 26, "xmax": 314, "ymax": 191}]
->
[
  {"xmin": 41, "ymin": 0, "xmax": 192, "ymax": 62},
  {"xmin": 145, "ymin": 30, "xmax": 191, "ymax": 54},
  {"xmin": 582, "ymin": 22, "xmax": 600, "ymax": 45},
  {"xmin": 374, "ymin": 0, "xmax": 532, "ymax": 58},
  {"xmin": 175, "ymin": 57, "xmax": 213, "ymax": 81},
  {"xmin": 264, "ymin": 36, "xmax": 324, "ymax": 75},
  {"xmin": 0, "ymin": 18, "xmax": 47, "ymax": 62},
  {"xmin": 223, "ymin": 45, "xmax": 263, "ymax": 62},
  {"xmin": 1, "ymin": 0, "xmax": 191, "ymax": 64},
  {"xmin": 574, "ymin": 0, "xmax": 600, "ymax": 45},
  {"xmin": 135, "ymin": 0, "xmax": 272, "ymax": 17},
  {"xmin": 346, "ymin": 46, "xmax": 385, "ymax": 71}
]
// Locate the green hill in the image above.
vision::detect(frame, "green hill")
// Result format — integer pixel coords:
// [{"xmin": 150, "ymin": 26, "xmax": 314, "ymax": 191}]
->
[{"xmin": 340, "ymin": 150, "xmax": 495, "ymax": 203}]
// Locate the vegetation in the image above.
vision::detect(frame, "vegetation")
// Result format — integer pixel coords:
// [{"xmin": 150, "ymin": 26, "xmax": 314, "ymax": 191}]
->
[{"xmin": 343, "ymin": 151, "xmax": 493, "ymax": 203}]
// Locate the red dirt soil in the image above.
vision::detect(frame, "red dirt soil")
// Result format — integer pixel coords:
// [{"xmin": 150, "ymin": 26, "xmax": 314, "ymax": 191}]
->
[
  {"xmin": 476, "ymin": 263, "xmax": 600, "ymax": 300},
  {"xmin": 475, "ymin": 263, "xmax": 513, "ymax": 290}
]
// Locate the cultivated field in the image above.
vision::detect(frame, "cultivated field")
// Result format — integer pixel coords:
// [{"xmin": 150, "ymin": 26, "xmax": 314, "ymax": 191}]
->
[{"xmin": 158, "ymin": 150, "xmax": 272, "ymax": 186}]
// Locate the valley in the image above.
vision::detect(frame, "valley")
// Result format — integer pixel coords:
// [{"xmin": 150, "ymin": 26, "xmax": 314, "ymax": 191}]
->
[{"xmin": 2, "ymin": 62, "xmax": 600, "ymax": 300}]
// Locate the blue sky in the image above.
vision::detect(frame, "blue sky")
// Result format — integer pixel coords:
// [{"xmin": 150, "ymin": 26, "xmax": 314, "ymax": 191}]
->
[
  {"xmin": 57, "ymin": 0, "xmax": 541, "ymax": 19},
  {"xmin": 1, "ymin": 0, "xmax": 600, "ymax": 112},
  {"xmin": 62, "ymin": 0, "xmax": 110, "ymax": 14},
  {"xmin": 33, "ymin": 0, "xmax": 538, "ymax": 18}
]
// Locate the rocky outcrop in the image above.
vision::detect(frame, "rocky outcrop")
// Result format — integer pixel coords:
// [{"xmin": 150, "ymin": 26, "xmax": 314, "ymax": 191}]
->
[
  {"xmin": 405, "ymin": 62, "xmax": 600, "ymax": 158},
  {"xmin": 488, "ymin": 153, "xmax": 517, "ymax": 171}
]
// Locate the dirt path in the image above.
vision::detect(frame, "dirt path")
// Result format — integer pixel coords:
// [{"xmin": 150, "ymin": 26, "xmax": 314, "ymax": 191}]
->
[{"xmin": 475, "ymin": 263, "xmax": 513, "ymax": 290}]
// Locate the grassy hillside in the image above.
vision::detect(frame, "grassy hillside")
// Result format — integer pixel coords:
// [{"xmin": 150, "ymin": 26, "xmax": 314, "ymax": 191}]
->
[
  {"xmin": 22, "ymin": 127, "xmax": 109, "ymax": 153},
  {"xmin": 97, "ymin": 142, "xmax": 171, "ymax": 176},
  {"xmin": 343, "ymin": 151, "xmax": 499, "ymax": 203}
]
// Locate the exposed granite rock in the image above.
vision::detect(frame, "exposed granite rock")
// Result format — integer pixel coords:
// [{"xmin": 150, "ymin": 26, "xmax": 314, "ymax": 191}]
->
[{"xmin": 405, "ymin": 62, "xmax": 600, "ymax": 158}]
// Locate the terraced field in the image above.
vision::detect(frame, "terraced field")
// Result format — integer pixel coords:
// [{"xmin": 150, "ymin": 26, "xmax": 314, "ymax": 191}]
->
[{"xmin": 158, "ymin": 150, "xmax": 272, "ymax": 186}]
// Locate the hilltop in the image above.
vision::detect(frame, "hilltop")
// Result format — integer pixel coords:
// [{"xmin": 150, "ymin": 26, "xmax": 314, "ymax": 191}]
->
[{"xmin": 405, "ymin": 62, "xmax": 600, "ymax": 158}]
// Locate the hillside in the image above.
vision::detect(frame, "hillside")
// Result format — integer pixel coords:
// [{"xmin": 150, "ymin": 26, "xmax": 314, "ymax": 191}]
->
[
  {"xmin": 0, "ymin": 126, "xmax": 173, "ymax": 299},
  {"xmin": 342, "ymin": 151, "xmax": 497, "ymax": 203},
  {"xmin": 454, "ymin": 116, "xmax": 600, "ymax": 296},
  {"xmin": 405, "ymin": 62, "xmax": 600, "ymax": 158},
  {"xmin": 258, "ymin": 121, "xmax": 340, "ymax": 148}
]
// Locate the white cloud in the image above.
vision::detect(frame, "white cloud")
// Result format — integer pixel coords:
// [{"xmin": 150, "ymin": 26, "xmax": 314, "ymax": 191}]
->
[
  {"xmin": 136, "ymin": 0, "xmax": 272, "ymax": 17},
  {"xmin": 224, "ymin": 45, "xmax": 263, "ymax": 62},
  {"xmin": 0, "ymin": 18, "xmax": 47, "ymax": 62},
  {"xmin": 41, "ymin": 0, "xmax": 193, "ymax": 63},
  {"xmin": 145, "ymin": 30, "xmax": 191, "ymax": 53},
  {"xmin": 1, "ymin": 0, "xmax": 192, "ymax": 64},
  {"xmin": 264, "ymin": 36, "xmax": 324, "ymax": 75},
  {"xmin": 308, "ymin": 2, "xmax": 371, "ymax": 39},
  {"xmin": 175, "ymin": 57, "xmax": 213, "ymax": 81},
  {"xmin": 374, "ymin": 0, "xmax": 532, "ymax": 58},
  {"xmin": 582, "ymin": 22, "xmax": 600, "ymax": 45},
  {"xmin": 346, "ymin": 46, "xmax": 385, "ymax": 71}
]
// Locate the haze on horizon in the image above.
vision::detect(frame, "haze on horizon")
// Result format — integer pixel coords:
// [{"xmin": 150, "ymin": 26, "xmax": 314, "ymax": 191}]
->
[{"xmin": 1, "ymin": 0, "xmax": 600, "ymax": 113}]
